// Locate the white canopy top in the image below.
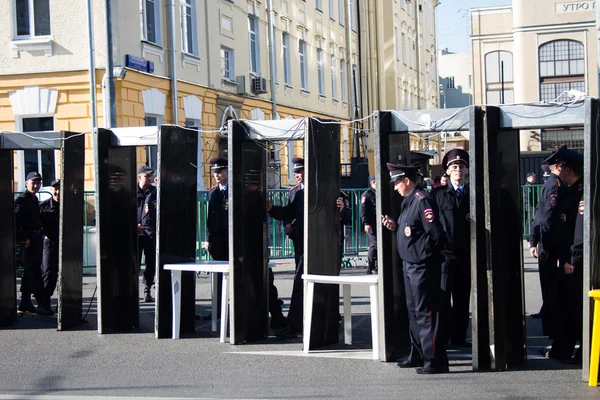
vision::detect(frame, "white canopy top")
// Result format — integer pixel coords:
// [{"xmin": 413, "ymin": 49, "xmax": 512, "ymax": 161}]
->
[{"xmin": 240, "ymin": 118, "xmax": 307, "ymax": 141}]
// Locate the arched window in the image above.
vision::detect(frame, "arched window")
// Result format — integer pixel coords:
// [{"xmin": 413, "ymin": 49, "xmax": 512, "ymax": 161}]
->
[{"xmin": 538, "ymin": 40, "xmax": 585, "ymax": 102}]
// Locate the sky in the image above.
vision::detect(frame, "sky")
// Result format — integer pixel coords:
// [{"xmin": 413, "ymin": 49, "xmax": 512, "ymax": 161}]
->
[{"xmin": 437, "ymin": 0, "xmax": 512, "ymax": 54}]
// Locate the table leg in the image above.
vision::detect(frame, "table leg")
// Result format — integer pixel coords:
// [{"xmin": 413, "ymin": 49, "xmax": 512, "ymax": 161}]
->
[
  {"xmin": 220, "ymin": 273, "xmax": 229, "ymax": 343},
  {"xmin": 303, "ymin": 281, "xmax": 315, "ymax": 353},
  {"xmin": 210, "ymin": 272, "xmax": 218, "ymax": 332},
  {"xmin": 369, "ymin": 283, "xmax": 380, "ymax": 360},
  {"xmin": 343, "ymin": 284, "xmax": 352, "ymax": 345},
  {"xmin": 171, "ymin": 270, "xmax": 182, "ymax": 339}
]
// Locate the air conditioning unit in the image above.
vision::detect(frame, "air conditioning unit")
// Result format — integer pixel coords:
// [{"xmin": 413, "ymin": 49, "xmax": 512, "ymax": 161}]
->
[
  {"xmin": 236, "ymin": 75, "xmax": 247, "ymax": 95},
  {"xmin": 453, "ymin": 132, "xmax": 462, "ymax": 137},
  {"xmin": 252, "ymin": 77, "xmax": 268, "ymax": 94}
]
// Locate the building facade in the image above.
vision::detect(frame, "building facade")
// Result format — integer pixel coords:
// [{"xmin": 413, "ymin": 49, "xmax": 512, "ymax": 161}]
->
[
  {"xmin": 471, "ymin": 0, "xmax": 598, "ymax": 151},
  {"xmin": 0, "ymin": 0, "xmax": 360, "ymax": 191},
  {"xmin": 359, "ymin": 0, "xmax": 442, "ymax": 168}
]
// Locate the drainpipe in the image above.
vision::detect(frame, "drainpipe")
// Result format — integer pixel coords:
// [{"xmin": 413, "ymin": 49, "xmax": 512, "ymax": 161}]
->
[
  {"xmin": 267, "ymin": 0, "xmax": 277, "ymax": 119},
  {"xmin": 168, "ymin": 0, "xmax": 179, "ymax": 123},
  {"xmin": 87, "ymin": 0, "xmax": 97, "ymax": 129},
  {"xmin": 345, "ymin": 0, "xmax": 354, "ymax": 120},
  {"xmin": 104, "ymin": 0, "xmax": 116, "ymax": 128}
]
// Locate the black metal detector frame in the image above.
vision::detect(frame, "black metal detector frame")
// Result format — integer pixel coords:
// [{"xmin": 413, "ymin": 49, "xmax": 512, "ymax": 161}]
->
[
  {"xmin": 374, "ymin": 99, "xmax": 600, "ymax": 380},
  {"xmin": 0, "ymin": 131, "xmax": 85, "ymax": 330}
]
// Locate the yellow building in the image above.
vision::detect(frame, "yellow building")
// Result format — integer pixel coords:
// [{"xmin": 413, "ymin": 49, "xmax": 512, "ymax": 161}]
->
[{"xmin": 1, "ymin": 0, "xmax": 360, "ymax": 191}]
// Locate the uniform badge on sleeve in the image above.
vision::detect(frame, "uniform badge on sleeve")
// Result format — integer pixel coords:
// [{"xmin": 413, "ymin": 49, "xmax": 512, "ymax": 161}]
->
[
  {"xmin": 424, "ymin": 208, "xmax": 434, "ymax": 223},
  {"xmin": 345, "ymin": 199, "xmax": 350, "ymax": 208},
  {"xmin": 404, "ymin": 226, "xmax": 411, "ymax": 237},
  {"xmin": 361, "ymin": 196, "xmax": 366, "ymax": 203},
  {"xmin": 579, "ymin": 201, "xmax": 584, "ymax": 215},
  {"xmin": 549, "ymin": 194, "xmax": 557, "ymax": 207},
  {"xmin": 144, "ymin": 204, "xmax": 149, "ymax": 213}
]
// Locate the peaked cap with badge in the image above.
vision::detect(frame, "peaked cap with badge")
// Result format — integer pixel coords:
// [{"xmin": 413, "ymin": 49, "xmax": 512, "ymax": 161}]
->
[
  {"xmin": 442, "ymin": 148, "xmax": 469, "ymax": 170},
  {"xmin": 209, "ymin": 157, "xmax": 228, "ymax": 172},
  {"xmin": 292, "ymin": 157, "xmax": 305, "ymax": 173},
  {"xmin": 542, "ymin": 145, "xmax": 583, "ymax": 166},
  {"xmin": 386, "ymin": 163, "xmax": 419, "ymax": 183}
]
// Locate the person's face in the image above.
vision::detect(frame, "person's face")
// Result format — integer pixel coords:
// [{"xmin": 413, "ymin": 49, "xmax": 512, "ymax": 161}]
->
[
  {"xmin": 138, "ymin": 172, "xmax": 154, "ymax": 188},
  {"xmin": 527, "ymin": 175, "xmax": 536, "ymax": 184},
  {"xmin": 26, "ymin": 179, "xmax": 42, "ymax": 194},
  {"xmin": 213, "ymin": 169, "xmax": 228, "ymax": 185},
  {"xmin": 447, "ymin": 163, "xmax": 467, "ymax": 182},
  {"xmin": 393, "ymin": 177, "xmax": 412, "ymax": 196},
  {"xmin": 51, "ymin": 185, "xmax": 60, "ymax": 202},
  {"xmin": 440, "ymin": 176, "xmax": 448, "ymax": 186},
  {"xmin": 295, "ymin": 170, "xmax": 305, "ymax": 184},
  {"xmin": 370, "ymin": 179, "xmax": 376, "ymax": 189}
]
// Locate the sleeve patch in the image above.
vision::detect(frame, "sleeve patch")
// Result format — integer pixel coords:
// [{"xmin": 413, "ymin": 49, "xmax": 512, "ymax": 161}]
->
[
  {"xmin": 345, "ymin": 199, "xmax": 350, "ymax": 208},
  {"xmin": 549, "ymin": 194, "xmax": 557, "ymax": 207},
  {"xmin": 415, "ymin": 191, "xmax": 425, "ymax": 200},
  {"xmin": 361, "ymin": 196, "xmax": 366, "ymax": 203},
  {"xmin": 424, "ymin": 208, "xmax": 434, "ymax": 223},
  {"xmin": 579, "ymin": 201, "xmax": 584, "ymax": 215}
]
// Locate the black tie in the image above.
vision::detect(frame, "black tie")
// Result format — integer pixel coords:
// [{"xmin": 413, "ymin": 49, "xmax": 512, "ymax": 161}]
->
[{"xmin": 455, "ymin": 187, "xmax": 462, "ymax": 199}]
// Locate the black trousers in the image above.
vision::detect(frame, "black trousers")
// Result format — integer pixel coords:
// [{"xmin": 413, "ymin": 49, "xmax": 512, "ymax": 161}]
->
[
  {"xmin": 552, "ymin": 262, "xmax": 583, "ymax": 358},
  {"xmin": 269, "ymin": 268, "xmax": 284, "ymax": 320},
  {"xmin": 42, "ymin": 238, "xmax": 59, "ymax": 300},
  {"xmin": 367, "ymin": 231, "xmax": 377, "ymax": 270},
  {"xmin": 138, "ymin": 235, "xmax": 156, "ymax": 288},
  {"xmin": 287, "ymin": 245, "xmax": 304, "ymax": 332},
  {"xmin": 538, "ymin": 246, "xmax": 560, "ymax": 338},
  {"xmin": 20, "ymin": 232, "xmax": 45, "ymax": 302},
  {"xmin": 441, "ymin": 250, "xmax": 471, "ymax": 344},
  {"xmin": 403, "ymin": 259, "xmax": 448, "ymax": 369}
]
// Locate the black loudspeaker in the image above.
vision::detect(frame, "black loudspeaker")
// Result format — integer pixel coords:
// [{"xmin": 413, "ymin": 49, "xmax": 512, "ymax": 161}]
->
[{"xmin": 350, "ymin": 158, "xmax": 369, "ymax": 188}]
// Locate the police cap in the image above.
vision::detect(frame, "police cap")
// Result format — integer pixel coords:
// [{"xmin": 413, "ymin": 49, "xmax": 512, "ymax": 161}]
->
[
  {"xmin": 386, "ymin": 163, "xmax": 419, "ymax": 183},
  {"xmin": 292, "ymin": 157, "xmax": 304, "ymax": 173},
  {"xmin": 137, "ymin": 165, "xmax": 154, "ymax": 175},
  {"xmin": 50, "ymin": 179, "xmax": 61, "ymax": 187},
  {"xmin": 442, "ymin": 148, "xmax": 469, "ymax": 170},
  {"xmin": 542, "ymin": 145, "xmax": 583, "ymax": 166},
  {"xmin": 26, "ymin": 171, "xmax": 42, "ymax": 181},
  {"xmin": 209, "ymin": 157, "xmax": 228, "ymax": 172}
]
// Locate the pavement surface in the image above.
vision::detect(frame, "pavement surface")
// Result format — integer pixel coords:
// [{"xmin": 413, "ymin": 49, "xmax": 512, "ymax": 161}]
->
[{"xmin": 1, "ymin": 242, "xmax": 599, "ymax": 399}]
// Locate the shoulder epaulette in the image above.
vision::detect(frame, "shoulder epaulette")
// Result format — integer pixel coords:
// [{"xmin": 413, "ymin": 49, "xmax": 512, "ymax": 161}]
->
[
  {"xmin": 415, "ymin": 191, "xmax": 426, "ymax": 201},
  {"xmin": 209, "ymin": 185, "xmax": 218, "ymax": 191},
  {"xmin": 290, "ymin": 183, "xmax": 301, "ymax": 191},
  {"xmin": 341, "ymin": 190, "xmax": 348, "ymax": 197}
]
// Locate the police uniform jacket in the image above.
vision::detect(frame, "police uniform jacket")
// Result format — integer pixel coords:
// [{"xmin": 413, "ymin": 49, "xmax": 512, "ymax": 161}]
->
[
  {"xmin": 137, "ymin": 184, "xmax": 156, "ymax": 237},
  {"xmin": 207, "ymin": 184, "xmax": 229, "ymax": 240},
  {"xmin": 529, "ymin": 174, "xmax": 567, "ymax": 255},
  {"xmin": 339, "ymin": 191, "xmax": 352, "ymax": 245},
  {"xmin": 40, "ymin": 198, "xmax": 60, "ymax": 241},
  {"xmin": 141, "ymin": 189, "xmax": 157, "ymax": 239},
  {"xmin": 269, "ymin": 184, "xmax": 304, "ymax": 247},
  {"xmin": 396, "ymin": 188, "xmax": 447, "ymax": 263},
  {"xmin": 15, "ymin": 191, "xmax": 42, "ymax": 242},
  {"xmin": 571, "ymin": 198, "xmax": 584, "ymax": 269},
  {"xmin": 432, "ymin": 183, "xmax": 470, "ymax": 253},
  {"xmin": 360, "ymin": 188, "xmax": 377, "ymax": 228},
  {"xmin": 559, "ymin": 178, "xmax": 583, "ymax": 261}
]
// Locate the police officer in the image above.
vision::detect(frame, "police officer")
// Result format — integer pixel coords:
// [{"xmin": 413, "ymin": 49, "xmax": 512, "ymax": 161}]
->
[
  {"xmin": 529, "ymin": 146, "xmax": 581, "ymax": 339},
  {"xmin": 382, "ymin": 164, "xmax": 449, "ymax": 374},
  {"xmin": 137, "ymin": 165, "xmax": 156, "ymax": 303},
  {"xmin": 15, "ymin": 172, "xmax": 53, "ymax": 316},
  {"xmin": 360, "ymin": 176, "xmax": 378, "ymax": 274},
  {"xmin": 432, "ymin": 148, "xmax": 471, "ymax": 347},
  {"xmin": 40, "ymin": 179, "xmax": 61, "ymax": 307}
]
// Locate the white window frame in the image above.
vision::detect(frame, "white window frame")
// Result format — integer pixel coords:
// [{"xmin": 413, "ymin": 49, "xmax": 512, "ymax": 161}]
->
[
  {"xmin": 282, "ymin": 32, "xmax": 292, "ymax": 85},
  {"xmin": 340, "ymin": 59, "xmax": 347, "ymax": 102},
  {"xmin": 331, "ymin": 54, "xmax": 337, "ymax": 99},
  {"xmin": 317, "ymin": 49, "xmax": 325, "ymax": 96},
  {"xmin": 299, "ymin": 40, "xmax": 308, "ymax": 90},
  {"xmin": 221, "ymin": 46, "xmax": 235, "ymax": 81},
  {"xmin": 394, "ymin": 26, "xmax": 399, "ymax": 61},
  {"xmin": 329, "ymin": 0, "xmax": 335, "ymax": 20},
  {"xmin": 142, "ymin": 0, "xmax": 162, "ymax": 45},
  {"xmin": 13, "ymin": 0, "xmax": 51, "ymax": 39},
  {"xmin": 180, "ymin": 0, "xmax": 197, "ymax": 55},
  {"xmin": 15, "ymin": 115, "xmax": 57, "ymax": 190},
  {"xmin": 316, "ymin": 0, "xmax": 322, "ymax": 11},
  {"xmin": 338, "ymin": 0, "xmax": 345, "ymax": 26},
  {"xmin": 248, "ymin": 16, "xmax": 260, "ymax": 74}
]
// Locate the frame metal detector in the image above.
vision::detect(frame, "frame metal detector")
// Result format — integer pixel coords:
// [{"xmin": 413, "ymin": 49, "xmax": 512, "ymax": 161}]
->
[
  {"xmin": 0, "ymin": 130, "xmax": 85, "ymax": 330},
  {"xmin": 374, "ymin": 98, "xmax": 600, "ymax": 380}
]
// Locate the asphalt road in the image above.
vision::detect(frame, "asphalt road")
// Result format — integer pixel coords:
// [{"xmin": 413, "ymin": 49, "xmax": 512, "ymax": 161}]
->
[{"xmin": 0, "ymin": 244, "xmax": 598, "ymax": 399}]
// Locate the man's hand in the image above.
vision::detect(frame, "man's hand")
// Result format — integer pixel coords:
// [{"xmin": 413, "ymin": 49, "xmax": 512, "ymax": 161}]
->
[
  {"xmin": 23, "ymin": 239, "xmax": 30, "ymax": 249},
  {"xmin": 284, "ymin": 224, "xmax": 294, "ymax": 235},
  {"xmin": 201, "ymin": 241, "xmax": 210, "ymax": 251},
  {"xmin": 382, "ymin": 215, "xmax": 397, "ymax": 231},
  {"xmin": 267, "ymin": 199, "xmax": 273, "ymax": 211},
  {"xmin": 564, "ymin": 262, "xmax": 575, "ymax": 275},
  {"xmin": 364, "ymin": 224, "xmax": 372, "ymax": 233},
  {"xmin": 137, "ymin": 223, "xmax": 145, "ymax": 233},
  {"xmin": 336, "ymin": 197, "xmax": 344, "ymax": 212},
  {"xmin": 529, "ymin": 246, "xmax": 538, "ymax": 259}
]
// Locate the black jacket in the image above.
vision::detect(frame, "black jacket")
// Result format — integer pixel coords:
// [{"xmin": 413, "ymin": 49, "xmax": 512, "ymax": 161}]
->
[
  {"xmin": 360, "ymin": 188, "xmax": 377, "ymax": 228},
  {"xmin": 571, "ymin": 197, "xmax": 584, "ymax": 268},
  {"xmin": 40, "ymin": 198, "xmax": 60, "ymax": 241},
  {"xmin": 528, "ymin": 174, "xmax": 567, "ymax": 256},
  {"xmin": 432, "ymin": 183, "xmax": 470, "ymax": 254},
  {"xmin": 137, "ymin": 184, "xmax": 156, "ymax": 237},
  {"xmin": 207, "ymin": 184, "xmax": 229, "ymax": 242},
  {"xmin": 14, "ymin": 191, "xmax": 42, "ymax": 242},
  {"xmin": 269, "ymin": 184, "xmax": 304, "ymax": 248}
]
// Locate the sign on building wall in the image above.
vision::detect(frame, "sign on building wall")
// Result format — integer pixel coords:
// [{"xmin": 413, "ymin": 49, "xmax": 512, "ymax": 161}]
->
[{"xmin": 555, "ymin": 1, "xmax": 596, "ymax": 13}]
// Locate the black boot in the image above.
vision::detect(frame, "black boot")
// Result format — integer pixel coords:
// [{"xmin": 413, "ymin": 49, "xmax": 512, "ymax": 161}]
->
[
  {"xmin": 34, "ymin": 296, "xmax": 54, "ymax": 316},
  {"xmin": 144, "ymin": 286, "xmax": 155, "ymax": 303},
  {"xmin": 18, "ymin": 296, "xmax": 37, "ymax": 314}
]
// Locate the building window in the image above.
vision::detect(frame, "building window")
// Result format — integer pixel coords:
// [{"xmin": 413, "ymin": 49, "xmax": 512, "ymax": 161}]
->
[
  {"xmin": 221, "ymin": 46, "xmax": 234, "ymax": 81},
  {"xmin": 340, "ymin": 59, "xmax": 347, "ymax": 102},
  {"xmin": 401, "ymin": 32, "xmax": 406, "ymax": 64},
  {"xmin": 282, "ymin": 33, "xmax": 291, "ymax": 85},
  {"xmin": 350, "ymin": 0, "xmax": 357, "ymax": 31},
  {"xmin": 317, "ymin": 49, "xmax": 325, "ymax": 96},
  {"xmin": 541, "ymin": 129, "xmax": 584, "ymax": 153},
  {"xmin": 338, "ymin": 0, "xmax": 345, "ymax": 26},
  {"xmin": 316, "ymin": 0, "xmax": 322, "ymax": 11},
  {"xmin": 22, "ymin": 117, "xmax": 55, "ymax": 186},
  {"xmin": 401, "ymin": 0, "xmax": 405, "ymax": 10},
  {"xmin": 329, "ymin": 0, "xmax": 335, "ymax": 20},
  {"xmin": 486, "ymin": 89, "xmax": 514, "ymax": 104},
  {"xmin": 142, "ymin": 0, "xmax": 161, "ymax": 45},
  {"xmin": 180, "ymin": 0, "xmax": 196, "ymax": 55},
  {"xmin": 331, "ymin": 55, "xmax": 337, "ymax": 99},
  {"xmin": 485, "ymin": 51, "xmax": 513, "ymax": 83},
  {"xmin": 145, "ymin": 115, "xmax": 162, "ymax": 170},
  {"xmin": 248, "ymin": 16, "xmax": 260, "ymax": 74},
  {"xmin": 299, "ymin": 40, "xmax": 308, "ymax": 90},
  {"xmin": 539, "ymin": 40, "xmax": 585, "ymax": 102},
  {"xmin": 394, "ymin": 26, "xmax": 399, "ymax": 61},
  {"xmin": 15, "ymin": 0, "xmax": 51, "ymax": 38}
]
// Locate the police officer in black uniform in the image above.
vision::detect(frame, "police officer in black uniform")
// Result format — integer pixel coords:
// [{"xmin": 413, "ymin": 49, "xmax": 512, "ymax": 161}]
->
[
  {"xmin": 268, "ymin": 157, "xmax": 351, "ymax": 338},
  {"xmin": 40, "ymin": 179, "xmax": 61, "ymax": 307},
  {"xmin": 382, "ymin": 164, "xmax": 449, "ymax": 374},
  {"xmin": 137, "ymin": 165, "xmax": 156, "ymax": 303},
  {"xmin": 360, "ymin": 176, "xmax": 378, "ymax": 274},
  {"xmin": 432, "ymin": 148, "xmax": 471, "ymax": 347},
  {"xmin": 529, "ymin": 147, "xmax": 580, "ymax": 339},
  {"xmin": 15, "ymin": 172, "xmax": 53, "ymax": 316}
]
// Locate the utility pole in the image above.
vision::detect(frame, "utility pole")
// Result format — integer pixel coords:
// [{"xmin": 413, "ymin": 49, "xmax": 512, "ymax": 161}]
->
[
  {"xmin": 87, "ymin": 0, "xmax": 97, "ymax": 129},
  {"xmin": 267, "ymin": 0, "xmax": 277, "ymax": 119},
  {"xmin": 104, "ymin": 0, "xmax": 116, "ymax": 128}
]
